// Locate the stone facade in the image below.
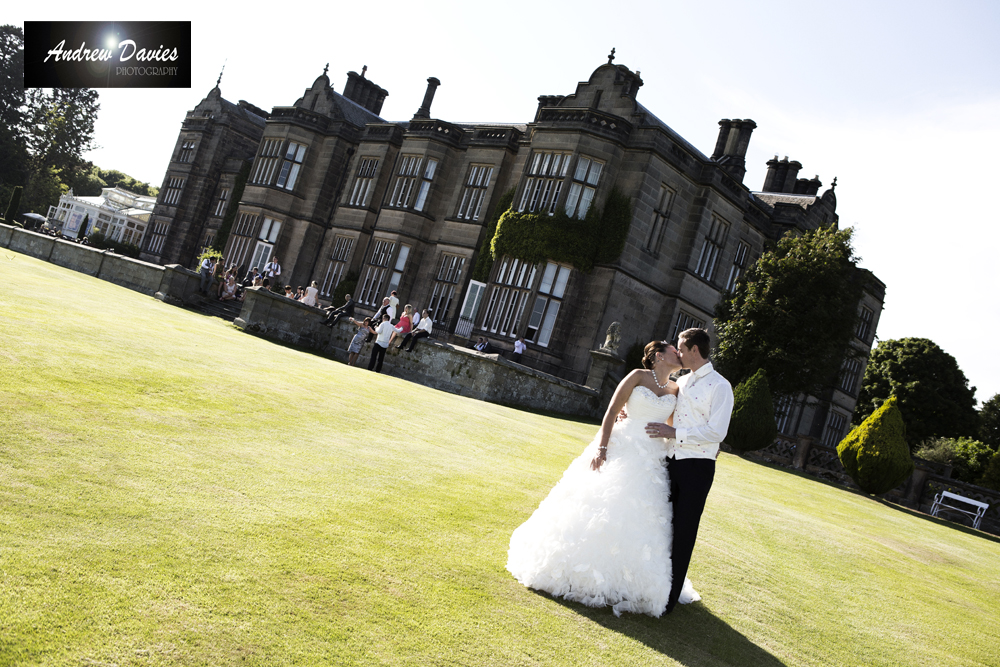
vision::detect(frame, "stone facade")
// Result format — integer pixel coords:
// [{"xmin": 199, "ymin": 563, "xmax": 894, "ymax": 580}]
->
[
  {"xmin": 141, "ymin": 85, "xmax": 268, "ymax": 266},
  {"xmin": 153, "ymin": 55, "xmax": 884, "ymax": 439}
]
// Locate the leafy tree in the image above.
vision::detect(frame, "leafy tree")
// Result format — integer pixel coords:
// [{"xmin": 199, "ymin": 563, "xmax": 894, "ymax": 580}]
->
[
  {"xmin": 726, "ymin": 369, "xmax": 777, "ymax": 453},
  {"xmin": 0, "ymin": 25, "xmax": 27, "ymax": 209},
  {"xmin": 837, "ymin": 397, "xmax": 913, "ymax": 495},
  {"xmin": 4, "ymin": 185, "xmax": 21, "ymax": 222},
  {"xmin": 978, "ymin": 393, "xmax": 1000, "ymax": 452},
  {"xmin": 95, "ymin": 167, "xmax": 158, "ymax": 197},
  {"xmin": 714, "ymin": 226, "xmax": 865, "ymax": 397},
  {"xmin": 914, "ymin": 437, "xmax": 994, "ymax": 483},
  {"xmin": 854, "ymin": 338, "xmax": 978, "ymax": 448},
  {"xmin": 978, "ymin": 452, "xmax": 1000, "ymax": 492}
]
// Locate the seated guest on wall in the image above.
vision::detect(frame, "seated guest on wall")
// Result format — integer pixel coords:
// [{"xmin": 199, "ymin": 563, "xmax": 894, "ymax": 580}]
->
[
  {"xmin": 220, "ymin": 276, "xmax": 239, "ymax": 302},
  {"xmin": 243, "ymin": 267, "xmax": 260, "ymax": 288},
  {"xmin": 301, "ymin": 281, "xmax": 320, "ymax": 307},
  {"xmin": 389, "ymin": 304, "xmax": 414, "ymax": 348},
  {"xmin": 322, "ymin": 293, "xmax": 356, "ymax": 328},
  {"xmin": 399, "ymin": 309, "xmax": 433, "ymax": 351},
  {"xmin": 284, "ymin": 285, "xmax": 295, "ymax": 299}
]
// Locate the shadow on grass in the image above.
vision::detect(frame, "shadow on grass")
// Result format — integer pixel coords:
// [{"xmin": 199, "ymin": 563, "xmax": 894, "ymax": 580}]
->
[{"xmin": 544, "ymin": 594, "xmax": 787, "ymax": 666}]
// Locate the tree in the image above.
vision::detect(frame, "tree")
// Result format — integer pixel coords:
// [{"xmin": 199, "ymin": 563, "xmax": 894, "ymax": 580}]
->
[
  {"xmin": 978, "ymin": 393, "xmax": 1000, "ymax": 452},
  {"xmin": 837, "ymin": 397, "xmax": 913, "ymax": 495},
  {"xmin": 854, "ymin": 338, "xmax": 978, "ymax": 448},
  {"xmin": 0, "ymin": 25, "xmax": 27, "ymax": 210},
  {"xmin": 4, "ymin": 185, "xmax": 21, "ymax": 222},
  {"xmin": 714, "ymin": 226, "xmax": 865, "ymax": 397},
  {"xmin": 726, "ymin": 369, "xmax": 778, "ymax": 453}
]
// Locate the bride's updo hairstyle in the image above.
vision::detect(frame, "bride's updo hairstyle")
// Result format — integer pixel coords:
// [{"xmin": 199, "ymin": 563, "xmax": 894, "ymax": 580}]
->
[{"xmin": 641, "ymin": 340, "xmax": 670, "ymax": 369}]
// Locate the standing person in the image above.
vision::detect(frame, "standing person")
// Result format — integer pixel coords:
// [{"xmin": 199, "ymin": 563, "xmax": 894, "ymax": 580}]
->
[
  {"xmin": 367, "ymin": 314, "xmax": 395, "ymax": 373},
  {"xmin": 644, "ymin": 328, "xmax": 734, "ymax": 614},
  {"xmin": 263, "ymin": 257, "xmax": 282, "ymax": 285},
  {"xmin": 366, "ymin": 298, "xmax": 392, "ymax": 342},
  {"xmin": 346, "ymin": 317, "xmax": 371, "ymax": 367},
  {"xmin": 400, "ymin": 309, "xmax": 432, "ymax": 351},
  {"xmin": 507, "ymin": 341, "xmax": 698, "ymax": 617},
  {"xmin": 198, "ymin": 254, "xmax": 213, "ymax": 295},
  {"xmin": 512, "ymin": 336, "xmax": 526, "ymax": 363},
  {"xmin": 322, "ymin": 293, "xmax": 356, "ymax": 328}
]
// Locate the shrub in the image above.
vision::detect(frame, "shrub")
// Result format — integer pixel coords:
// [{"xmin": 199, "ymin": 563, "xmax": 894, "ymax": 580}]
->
[
  {"xmin": 726, "ymin": 369, "xmax": 777, "ymax": 453},
  {"xmin": 837, "ymin": 397, "xmax": 914, "ymax": 495},
  {"xmin": 915, "ymin": 437, "xmax": 993, "ymax": 483},
  {"xmin": 978, "ymin": 452, "xmax": 1000, "ymax": 491},
  {"xmin": 331, "ymin": 271, "xmax": 358, "ymax": 307},
  {"xmin": 88, "ymin": 229, "xmax": 142, "ymax": 259}
]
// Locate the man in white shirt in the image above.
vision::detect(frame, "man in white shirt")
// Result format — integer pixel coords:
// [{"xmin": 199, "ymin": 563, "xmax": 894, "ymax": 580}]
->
[
  {"xmin": 263, "ymin": 257, "xmax": 281, "ymax": 282},
  {"xmin": 645, "ymin": 327, "xmax": 734, "ymax": 613},
  {"xmin": 367, "ymin": 314, "xmax": 395, "ymax": 373},
  {"xmin": 198, "ymin": 255, "xmax": 213, "ymax": 294}
]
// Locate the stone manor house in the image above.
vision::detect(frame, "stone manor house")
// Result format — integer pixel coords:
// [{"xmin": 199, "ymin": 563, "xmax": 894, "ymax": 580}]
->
[{"xmin": 141, "ymin": 54, "xmax": 884, "ymax": 448}]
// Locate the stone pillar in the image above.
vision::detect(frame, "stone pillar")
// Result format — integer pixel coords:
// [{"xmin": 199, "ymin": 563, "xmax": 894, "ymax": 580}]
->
[
  {"xmin": 905, "ymin": 465, "xmax": 931, "ymax": 509},
  {"xmin": 586, "ymin": 348, "xmax": 622, "ymax": 390},
  {"xmin": 792, "ymin": 435, "xmax": 814, "ymax": 469}
]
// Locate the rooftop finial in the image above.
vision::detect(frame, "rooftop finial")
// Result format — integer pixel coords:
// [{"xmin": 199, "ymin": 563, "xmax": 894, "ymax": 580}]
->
[
  {"xmin": 608, "ymin": 48, "xmax": 616, "ymax": 64},
  {"xmin": 216, "ymin": 60, "xmax": 226, "ymax": 87},
  {"xmin": 362, "ymin": 65, "xmax": 367, "ymax": 79},
  {"xmin": 323, "ymin": 62, "xmax": 329, "ymax": 76},
  {"xmin": 831, "ymin": 176, "xmax": 838, "ymax": 191}
]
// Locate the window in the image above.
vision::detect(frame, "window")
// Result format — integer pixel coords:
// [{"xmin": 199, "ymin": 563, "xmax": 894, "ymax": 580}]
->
[
  {"xmin": 348, "ymin": 157, "xmax": 379, "ymax": 207},
  {"xmin": 251, "ymin": 138, "xmax": 283, "ymax": 185},
  {"xmin": 214, "ymin": 189, "xmax": 229, "ymax": 217},
  {"xmin": 840, "ymin": 357, "xmax": 864, "ymax": 395},
  {"xmin": 456, "ymin": 280, "xmax": 486, "ymax": 338},
  {"xmin": 775, "ymin": 395, "xmax": 795, "ymax": 435},
  {"xmin": 276, "ymin": 142, "xmax": 306, "ymax": 191},
  {"xmin": 146, "ymin": 221, "xmax": 168, "ymax": 255},
  {"xmin": 518, "ymin": 151, "xmax": 570, "ymax": 215},
  {"xmin": 413, "ymin": 159, "xmax": 438, "ymax": 212},
  {"xmin": 456, "ymin": 165, "xmax": 494, "ymax": 220},
  {"xmin": 481, "ymin": 258, "xmax": 537, "ymax": 338},
  {"xmin": 388, "ymin": 155, "xmax": 422, "ymax": 208},
  {"xmin": 726, "ymin": 241, "xmax": 751, "ymax": 291},
  {"xmin": 822, "ymin": 411, "xmax": 848, "ymax": 447},
  {"xmin": 204, "ymin": 231, "xmax": 215, "ymax": 249},
  {"xmin": 856, "ymin": 306, "xmax": 874, "ymax": 342},
  {"xmin": 671, "ymin": 311, "xmax": 706, "ymax": 343},
  {"xmin": 178, "ymin": 140, "xmax": 196, "ymax": 163},
  {"xmin": 387, "ymin": 245, "xmax": 410, "ymax": 294},
  {"xmin": 428, "ymin": 254, "xmax": 467, "ymax": 323},
  {"xmin": 249, "ymin": 217, "xmax": 281, "ymax": 273},
  {"xmin": 226, "ymin": 211, "xmax": 260, "ymax": 270},
  {"xmin": 564, "ymin": 156, "xmax": 603, "ymax": 219},
  {"xmin": 357, "ymin": 239, "xmax": 396, "ymax": 305},
  {"xmin": 694, "ymin": 216, "xmax": 729, "ymax": 281},
  {"xmin": 525, "ymin": 262, "xmax": 571, "ymax": 346},
  {"xmin": 163, "ymin": 177, "xmax": 184, "ymax": 206},
  {"xmin": 320, "ymin": 236, "xmax": 355, "ymax": 297},
  {"xmin": 644, "ymin": 185, "xmax": 673, "ymax": 253}
]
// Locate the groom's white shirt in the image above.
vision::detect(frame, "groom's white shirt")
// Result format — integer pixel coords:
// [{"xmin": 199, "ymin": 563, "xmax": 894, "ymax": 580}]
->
[{"xmin": 666, "ymin": 362, "xmax": 734, "ymax": 460}]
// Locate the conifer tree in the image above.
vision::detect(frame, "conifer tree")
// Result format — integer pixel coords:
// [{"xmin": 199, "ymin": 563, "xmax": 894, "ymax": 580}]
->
[
  {"xmin": 726, "ymin": 368, "xmax": 777, "ymax": 453},
  {"xmin": 837, "ymin": 397, "xmax": 913, "ymax": 495}
]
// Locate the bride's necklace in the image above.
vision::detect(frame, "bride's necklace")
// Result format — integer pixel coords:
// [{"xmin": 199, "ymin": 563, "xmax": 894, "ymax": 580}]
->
[{"xmin": 651, "ymin": 367, "xmax": 670, "ymax": 389}]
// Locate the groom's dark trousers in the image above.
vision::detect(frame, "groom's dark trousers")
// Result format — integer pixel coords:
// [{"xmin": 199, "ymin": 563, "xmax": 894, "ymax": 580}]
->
[{"xmin": 665, "ymin": 456, "xmax": 716, "ymax": 612}]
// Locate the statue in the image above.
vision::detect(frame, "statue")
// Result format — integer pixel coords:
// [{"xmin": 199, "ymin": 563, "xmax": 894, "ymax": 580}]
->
[{"xmin": 599, "ymin": 321, "xmax": 621, "ymax": 355}]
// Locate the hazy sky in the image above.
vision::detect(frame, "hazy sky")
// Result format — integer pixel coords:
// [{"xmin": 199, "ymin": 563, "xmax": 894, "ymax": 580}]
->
[{"xmin": 12, "ymin": 0, "xmax": 1000, "ymax": 402}]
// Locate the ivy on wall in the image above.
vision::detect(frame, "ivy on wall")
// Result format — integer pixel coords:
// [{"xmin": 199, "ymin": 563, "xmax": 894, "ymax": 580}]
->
[
  {"xmin": 488, "ymin": 186, "xmax": 633, "ymax": 275},
  {"xmin": 471, "ymin": 188, "xmax": 516, "ymax": 282},
  {"xmin": 212, "ymin": 159, "xmax": 252, "ymax": 254}
]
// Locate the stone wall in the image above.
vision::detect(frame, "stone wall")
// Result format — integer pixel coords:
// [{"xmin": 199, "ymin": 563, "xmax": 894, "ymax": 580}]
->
[{"xmin": 234, "ymin": 286, "xmax": 603, "ymax": 418}]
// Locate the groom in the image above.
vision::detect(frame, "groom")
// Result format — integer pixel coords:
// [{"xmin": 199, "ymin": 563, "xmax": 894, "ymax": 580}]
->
[{"xmin": 645, "ymin": 328, "xmax": 734, "ymax": 613}]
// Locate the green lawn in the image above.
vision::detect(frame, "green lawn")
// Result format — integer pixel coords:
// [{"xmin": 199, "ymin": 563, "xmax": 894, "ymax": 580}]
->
[{"xmin": 1, "ymin": 250, "xmax": 998, "ymax": 667}]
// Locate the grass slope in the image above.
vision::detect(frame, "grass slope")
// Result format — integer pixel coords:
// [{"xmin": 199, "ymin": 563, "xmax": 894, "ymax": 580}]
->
[{"xmin": 1, "ymin": 251, "xmax": 998, "ymax": 667}]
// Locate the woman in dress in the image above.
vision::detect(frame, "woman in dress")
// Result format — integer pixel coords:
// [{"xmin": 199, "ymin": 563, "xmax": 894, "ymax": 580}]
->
[
  {"xmin": 346, "ymin": 316, "xmax": 371, "ymax": 367},
  {"xmin": 507, "ymin": 340, "xmax": 697, "ymax": 617},
  {"xmin": 301, "ymin": 281, "xmax": 321, "ymax": 307}
]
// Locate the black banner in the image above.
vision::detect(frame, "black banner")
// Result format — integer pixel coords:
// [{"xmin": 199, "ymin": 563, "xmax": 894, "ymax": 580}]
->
[{"xmin": 24, "ymin": 21, "xmax": 191, "ymax": 88}]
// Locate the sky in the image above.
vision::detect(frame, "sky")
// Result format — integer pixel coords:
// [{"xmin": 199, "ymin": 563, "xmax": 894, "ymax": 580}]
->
[{"xmin": 11, "ymin": 0, "xmax": 1000, "ymax": 403}]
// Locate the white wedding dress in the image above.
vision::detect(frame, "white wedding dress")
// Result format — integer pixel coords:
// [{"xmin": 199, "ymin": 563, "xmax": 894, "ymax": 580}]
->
[{"xmin": 507, "ymin": 385, "xmax": 699, "ymax": 617}]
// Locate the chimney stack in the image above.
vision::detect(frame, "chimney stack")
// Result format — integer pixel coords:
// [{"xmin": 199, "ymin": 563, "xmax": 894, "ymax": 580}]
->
[
  {"xmin": 413, "ymin": 77, "xmax": 441, "ymax": 120},
  {"xmin": 712, "ymin": 118, "xmax": 756, "ymax": 182},
  {"xmin": 343, "ymin": 68, "xmax": 389, "ymax": 116}
]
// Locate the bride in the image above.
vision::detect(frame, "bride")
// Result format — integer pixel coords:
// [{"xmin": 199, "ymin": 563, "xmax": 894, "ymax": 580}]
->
[{"xmin": 507, "ymin": 340, "xmax": 698, "ymax": 617}]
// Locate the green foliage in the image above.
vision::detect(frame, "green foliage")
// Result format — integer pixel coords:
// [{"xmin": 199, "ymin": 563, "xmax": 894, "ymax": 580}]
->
[
  {"xmin": 489, "ymin": 187, "xmax": 632, "ymax": 274},
  {"xmin": 95, "ymin": 167, "xmax": 158, "ymax": 197},
  {"xmin": 915, "ymin": 437, "xmax": 994, "ymax": 483},
  {"xmin": 713, "ymin": 226, "xmax": 865, "ymax": 397},
  {"xmin": 978, "ymin": 393, "xmax": 1000, "ymax": 452},
  {"xmin": 977, "ymin": 452, "xmax": 1000, "ymax": 491},
  {"xmin": 837, "ymin": 397, "xmax": 914, "ymax": 495},
  {"xmin": 471, "ymin": 188, "xmax": 515, "ymax": 282},
  {"xmin": 196, "ymin": 247, "xmax": 224, "ymax": 267},
  {"xmin": 4, "ymin": 185, "xmax": 21, "ymax": 222},
  {"xmin": 212, "ymin": 160, "xmax": 251, "ymax": 252},
  {"xmin": 79, "ymin": 214, "xmax": 90, "ymax": 237},
  {"xmin": 726, "ymin": 369, "xmax": 777, "ymax": 453},
  {"xmin": 65, "ymin": 163, "xmax": 107, "ymax": 196},
  {"xmin": 331, "ymin": 271, "xmax": 359, "ymax": 307},
  {"xmin": 87, "ymin": 229, "xmax": 141, "ymax": 258},
  {"xmin": 854, "ymin": 338, "xmax": 978, "ymax": 448}
]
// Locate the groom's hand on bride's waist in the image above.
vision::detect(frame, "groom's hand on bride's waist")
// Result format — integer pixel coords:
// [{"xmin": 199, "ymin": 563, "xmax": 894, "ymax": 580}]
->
[{"xmin": 645, "ymin": 422, "xmax": 675, "ymax": 439}]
